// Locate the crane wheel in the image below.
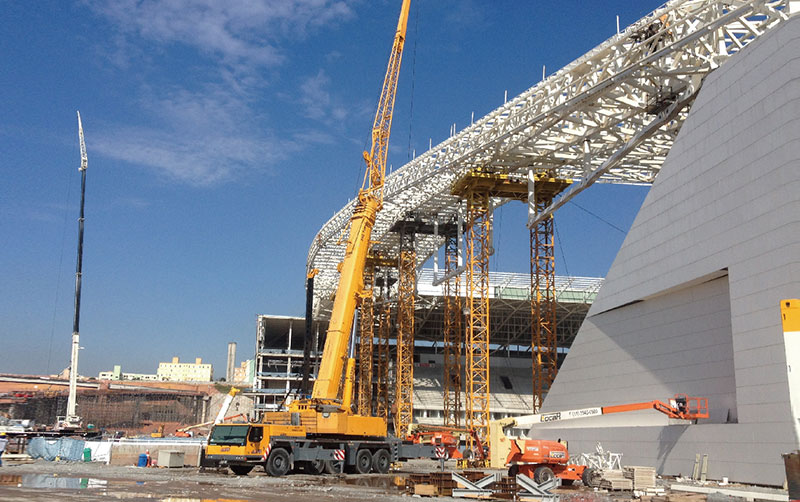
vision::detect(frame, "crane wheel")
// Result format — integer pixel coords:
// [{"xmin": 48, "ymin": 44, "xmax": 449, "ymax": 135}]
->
[
  {"xmin": 355, "ymin": 449, "xmax": 373, "ymax": 474},
  {"xmin": 324, "ymin": 459, "xmax": 343, "ymax": 474},
  {"xmin": 533, "ymin": 466, "xmax": 556, "ymax": 484},
  {"xmin": 266, "ymin": 448, "xmax": 290, "ymax": 477},
  {"xmin": 296, "ymin": 460, "xmax": 325, "ymax": 475},
  {"xmin": 229, "ymin": 465, "xmax": 253, "ymax": 476},
  {"xmin": 372, "ymin": 449, "xmax": 391, "ymax": 474}
]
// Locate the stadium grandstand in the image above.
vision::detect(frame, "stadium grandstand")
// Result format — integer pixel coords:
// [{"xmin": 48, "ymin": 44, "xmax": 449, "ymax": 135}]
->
[{"xmin": 250, "ymin": 269, "xmax": 602, "ymax": 422}]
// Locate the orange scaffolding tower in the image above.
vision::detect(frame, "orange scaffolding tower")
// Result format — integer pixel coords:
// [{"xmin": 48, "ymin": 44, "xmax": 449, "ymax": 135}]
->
[
  {"xmin": 464, "ymin": 190, "xmax": 490, "ymax": 448},
  {"xmin": 453, "ymin": 170, "xmax": 528, "ymax": 451},
  {"xmin": 394, "ymin": 229, "xmax": 416, "ymax": 436},
  {"xmin": 376, "ymin": 293, "xmax": 393, "ymax": 423},
  {"xmin": 357, "ymin": 263, "xmax": 376, "ymax": 416}
]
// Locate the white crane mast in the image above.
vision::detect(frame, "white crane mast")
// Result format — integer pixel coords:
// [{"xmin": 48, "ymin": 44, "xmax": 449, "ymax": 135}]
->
[{"xmin": 63, "ymin": 111, "xmax": 88, "ymax": 430}]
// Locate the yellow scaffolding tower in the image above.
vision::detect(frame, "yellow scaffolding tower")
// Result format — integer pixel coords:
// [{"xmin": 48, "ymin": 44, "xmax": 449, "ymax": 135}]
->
[
  {"xmin": 443, "ymin": 231, "xmax": 463, "ymax": 428},
  {"xmin": 394, "ymin": 230, "xmax": 416, "ymax": 436},
  {"xmin": 529, "ymin": 173, "xmax": 571, "ymax": 412},
  {"xmin": 357, "ymin": 263, "xmax": 376, "ymax": 416},
  {"xmin": 376, "ymin": 297, "xmax": 393, "ymax": 422},
  {"xmin": 453, "ymin": 170, "xmax": 528, "ymax": 451}
]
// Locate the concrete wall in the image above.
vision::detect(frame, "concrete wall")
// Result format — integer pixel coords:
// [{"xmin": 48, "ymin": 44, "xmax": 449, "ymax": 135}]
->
[
  {"xmin": 109, "ymin": 441, "xmax": 203, "ymax": 467},
  {"xmin": 537, "ymin": 14, "xmax": 800, "ymax": 486}
]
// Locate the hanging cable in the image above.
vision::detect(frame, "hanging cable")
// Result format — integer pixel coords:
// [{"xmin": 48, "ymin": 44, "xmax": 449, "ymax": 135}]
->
[
  {"xmin": 567, "ymin": 200, "xmax": 627, "ymax": 234},
  {"xmin": 406, "ymin": 0, "xmax": 419, "ymax": 160}
]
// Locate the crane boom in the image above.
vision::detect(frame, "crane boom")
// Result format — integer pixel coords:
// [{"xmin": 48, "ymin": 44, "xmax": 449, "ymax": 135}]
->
[
  {"xmin": 63, "ymin": 111, "xmax": 89, "ymax": 429},
  {"xmin": 310, "ymin": 0, "xmax": 411, "ymax": 402},
  {"xmin": 489, "ymin": 395, "xmax": 709, "ymax": 468},
  {"xmin": 498, "ymin": 394, "xmax": 708, "ymax": 431},
  {"xmin": 362, "ymin": 0, "xmax": 411, "ymax": 205}
]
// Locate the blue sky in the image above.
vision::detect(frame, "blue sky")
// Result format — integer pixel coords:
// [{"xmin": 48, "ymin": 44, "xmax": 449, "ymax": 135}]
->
[{"xmin": 0, "ymin": 0, "xmax": 662, "ymax": 377}]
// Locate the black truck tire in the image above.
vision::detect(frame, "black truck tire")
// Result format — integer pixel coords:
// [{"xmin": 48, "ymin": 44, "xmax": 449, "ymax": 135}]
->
[
  {"xmin": 355, "ymin": 449, "xmax": 373, "ymax": 474},
  {"xmin": 300, "ymin": 459, "xmax": 325, "ymax": 475},
  {"xmin": 533, "ymin": 466, "xmax": 556, "ymax": 484},
  {"xmin": 266, "ymin": 447, "xmax": 291, "ymax": 477},
  {"xmin": 372, "ymin": 449, "xmax": 391, "ymax": 474},
  {"xmin": 324, "ymin": 459, "xmax": 343, "ymax": 474},
  {"xmin": 229, "ymin": 465, "xmax": 253, "ymax": 476}
]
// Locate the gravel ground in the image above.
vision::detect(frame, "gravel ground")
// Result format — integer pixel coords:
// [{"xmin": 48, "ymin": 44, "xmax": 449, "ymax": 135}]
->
[
  {"xmin": 0, "ymin": 459, "xmax": 421, "ymax": 502},
  {"xmin": 0, "ymin": 459, "xmax": 653, "ymax": 502}
]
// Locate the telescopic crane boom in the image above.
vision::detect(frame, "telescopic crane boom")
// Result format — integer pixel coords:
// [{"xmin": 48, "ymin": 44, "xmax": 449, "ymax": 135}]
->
[
  {"xmin": 60, "ymin": 111, "xmax": 88, "ymax": 431},
  {"xmin": 204, "ymin": 3, "xmax": 421, "ymax": 477},
  {"xmin": 310, "ymin": 0, "xmax": 411, "ymax": 403}
]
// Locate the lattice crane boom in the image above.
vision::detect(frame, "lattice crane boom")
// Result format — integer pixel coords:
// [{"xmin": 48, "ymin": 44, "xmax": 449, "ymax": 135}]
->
[
  {"xmin": 361, "ymin": 0, "xmax": 411, "ymax": 207},
  {"xmin": 310, "ymin": 0, "xmax": 412, "ymax": 403}
]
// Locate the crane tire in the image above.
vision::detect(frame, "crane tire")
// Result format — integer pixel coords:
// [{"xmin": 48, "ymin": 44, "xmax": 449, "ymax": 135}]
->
[
  {"xmin": 266, "ymin": 447, "xmax": 290, "ymax": 477},
  {"xmin": 229, "ymin": 465, "xmax": 253, "ymax": 476},
  {"xmin": 324, "ymin": 459, "xmax": 343, "ymax": 474},
  {"xmin": 372, "ymin": 449, "xmax": 391, "ymax": 474},
  {"xmin": 355, "ymin": 449, "xmax": 373, "ymax": 474}
]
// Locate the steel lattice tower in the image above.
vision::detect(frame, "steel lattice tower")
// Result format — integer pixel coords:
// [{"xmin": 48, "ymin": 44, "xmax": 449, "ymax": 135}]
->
[
  {"xmin": 376, "ymin": 298, "xmax": 392, "ymax": 422},
  {"xmin": 464, "ymin": 190, "xmax": 491, "ymax": 447},
  {"xmin": 529, "ymin": 173, "xmax": 571, "ymax": 412},
  {"xmin": 394, "ymin": 231, "xmax": 416, "ymax": 436},
  {"xmin": 443, "ymin": 232, "xmax": 463, "ymax": 427},
  {"xmin": 357, "ymin": 264, "xmax": 376, "ymax": 416}
]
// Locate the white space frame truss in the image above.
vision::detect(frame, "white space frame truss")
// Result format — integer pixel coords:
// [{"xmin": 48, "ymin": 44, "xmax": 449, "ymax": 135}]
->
[{"xmin": 308, "ymin": 0, "xmax": 796, "ymax": 317}]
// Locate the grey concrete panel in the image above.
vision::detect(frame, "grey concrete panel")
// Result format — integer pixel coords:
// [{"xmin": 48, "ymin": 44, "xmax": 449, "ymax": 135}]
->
[{"xmin": 540, "ymin": 15, "xmax": 800, "ymax": 485}]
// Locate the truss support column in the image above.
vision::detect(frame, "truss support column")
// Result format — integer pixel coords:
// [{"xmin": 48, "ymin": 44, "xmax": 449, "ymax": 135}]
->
[
  {"xmin": 528, "ymin": 172, "xmax": 570, "ymax": 412},
  {"xmin": 465, "ymin": 191, "xmax": 491, "ymax": 449},
  {"xmin": 376, "ymin": 298, "xmax": 392, "ymax": 422},
  {"xmin": 358, "ymin": 264, "xmax": 376, "ymax": 416},
  {"xmin": 394, "ymin": 231, "xmax": 416, "ymax": 437},
  {"xmin": 443, "ymin": 232, "xmax": 463, "ymax": 428}
]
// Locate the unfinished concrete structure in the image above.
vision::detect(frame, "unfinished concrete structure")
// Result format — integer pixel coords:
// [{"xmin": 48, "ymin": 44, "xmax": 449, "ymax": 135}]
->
[
  {"xmin": 535, "ymin": 15, "xmax": 800, "ymax": 485},
  {"xmin": 252, "ymin": 270, "xmax": 599, "ymax": 420}
]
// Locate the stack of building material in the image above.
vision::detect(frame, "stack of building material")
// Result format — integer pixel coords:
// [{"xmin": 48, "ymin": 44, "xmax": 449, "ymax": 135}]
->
[
  {"xmin": 599, "ymin": 470, "xmax": 634, "ymax": 491},
  {"xmin": 624, "ymin": 466, "xmax": 656, "ymax": 489},
  {"xmin": 429, "ymin": 472, "xmax": 456, "ymax": 496},
  {"xmin": 494, "ymin": 476, "xmax": 520, "ymax": 500}
]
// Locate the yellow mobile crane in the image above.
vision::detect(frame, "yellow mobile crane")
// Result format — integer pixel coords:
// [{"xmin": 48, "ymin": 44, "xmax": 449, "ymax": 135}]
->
[{"xmin": 204, "ymin": 0, "xmax": 437, "ymax": 476}]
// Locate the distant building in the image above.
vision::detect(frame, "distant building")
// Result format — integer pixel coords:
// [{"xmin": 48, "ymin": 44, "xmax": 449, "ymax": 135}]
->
[
  {"xmin": 226, "ymin": 342, "xmax": 236, "ymax": 382},
  {"xmin": 97, "ymin": 365, "xmax": 159, "ymax": 381},
  {"xmin": 157, "ymin": 357, "xmax": 213, "ymax": 382},
  {"xmin": 232, "ymin": 359, "xmax": 254, "ymax": 386}
]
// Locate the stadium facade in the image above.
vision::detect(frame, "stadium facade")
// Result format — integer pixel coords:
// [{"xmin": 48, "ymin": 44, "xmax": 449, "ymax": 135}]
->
[{"xmin": 535, "ymin": 16, "xmax": 800, "ymax": 485}]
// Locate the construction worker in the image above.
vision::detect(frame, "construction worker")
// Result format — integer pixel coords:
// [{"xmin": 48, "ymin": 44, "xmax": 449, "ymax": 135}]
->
[{"xmin": 0, "ymin": 432, "xmax": 8, "ymax": 466}]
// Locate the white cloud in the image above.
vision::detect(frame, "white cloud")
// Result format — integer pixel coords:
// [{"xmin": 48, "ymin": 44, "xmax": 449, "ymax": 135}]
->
[
  {"xmin": 85, "ymin": 0, "xmax": 358, "ymax": 71},
  {"xmin": 299, "ymin": 69, "xmax": 349, "ymax": 123},
  {"xmin": 444, "ymin": 0, "xmax": 484, "ymax": 29},
  {"xmin": 91, "ymin": 87, "xmax": 297, "ymax": 185},
  {"xmin": 82, "ymin": 0, "xmax": 362, "ymax": 184}
]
